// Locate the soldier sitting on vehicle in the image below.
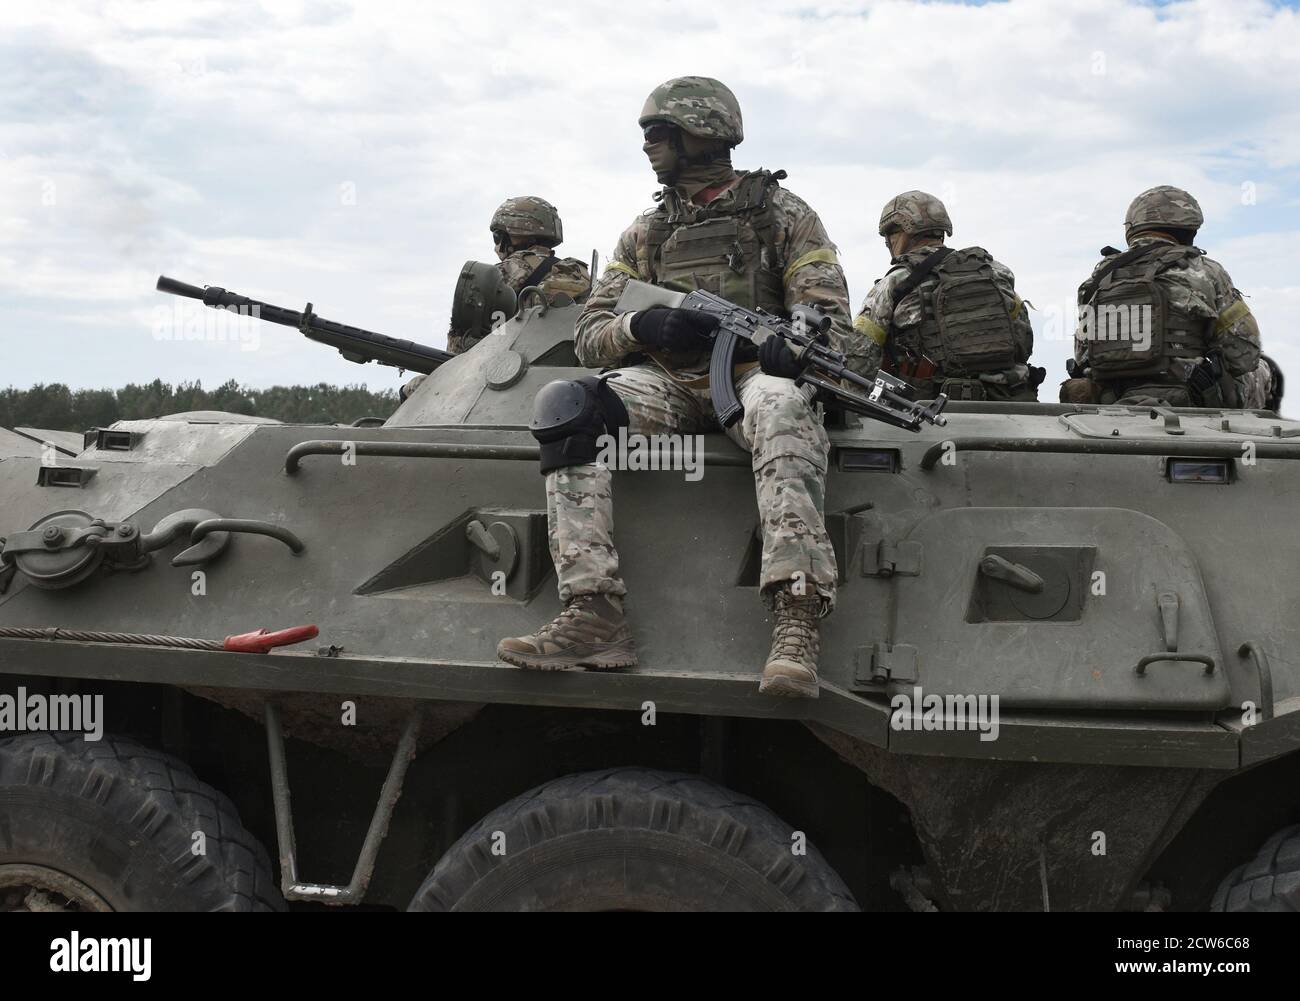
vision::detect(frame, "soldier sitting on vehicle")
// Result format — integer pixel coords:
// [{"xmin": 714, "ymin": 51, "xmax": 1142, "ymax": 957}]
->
[
  {"xmin": 400, "ymin": 196, "xmax": 590, "ymax": 400},
  {"xmin": 853, "ymin": 191, "xmax": 1041, "ymax": 401},
  {"xmin": 1063, "ymin": 185, "xmax": 1277, "ymax": 410},
  {"xmin": 495, "ymin": 75, "xmax": 856, "ymax": 699}
]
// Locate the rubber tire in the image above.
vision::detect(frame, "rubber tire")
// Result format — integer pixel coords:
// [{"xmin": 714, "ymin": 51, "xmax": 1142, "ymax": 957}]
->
[
  {"xmin": 409, "ymin": 767, "xmax": 858, "ymax": 912},
  {"xmin": 0, "ymin": 731, "xmax": 283, "ymax": 912},
  {"xmin": 1210, "ymin": 823, "xmax": 1300, "ymax": 912}
]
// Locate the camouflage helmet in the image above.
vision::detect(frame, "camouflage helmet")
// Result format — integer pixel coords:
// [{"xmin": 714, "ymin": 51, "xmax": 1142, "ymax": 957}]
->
[
  {"xmin": 1124, "ymin": 185, "xmax": 1204, "ymax": 240},
  {"xmin": 638, "ymin": 76, "xmax": 743, "ymax": 146},
  {"xmin": 490, "ymin": 196, "xmax": 562, "ymax": 245},
  {"xmin": 878, "ymin": 190, "xmax": 953, "ymax": 237}
]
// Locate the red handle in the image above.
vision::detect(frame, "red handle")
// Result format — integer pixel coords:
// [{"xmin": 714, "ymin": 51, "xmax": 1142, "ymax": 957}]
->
[{"xmin": 223, "ymin": 624, "xmax": 319, "ymax": 653}]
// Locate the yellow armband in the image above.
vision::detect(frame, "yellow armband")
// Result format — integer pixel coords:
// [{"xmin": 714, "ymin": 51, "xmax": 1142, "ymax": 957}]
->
[
  {"xmin": 603, "ymin": 261, "xmax": 641, "ymax": 281},
  {"xmin": 783, "ymin": 247, "xmax": 840, "ymax": 284},
  {"xmin": 1214, "ymin": 298, "xmax": 1251, "ymax": 334},
  {"xmin": 853, "ymin": 314, "xmax": 889, "ymax": 346}
]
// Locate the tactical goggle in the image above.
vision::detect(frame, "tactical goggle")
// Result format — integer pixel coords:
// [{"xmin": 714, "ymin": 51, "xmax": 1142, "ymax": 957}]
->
[{"xmin": 642, "ymin": 123, "xmax": 678, "ymax": 144}]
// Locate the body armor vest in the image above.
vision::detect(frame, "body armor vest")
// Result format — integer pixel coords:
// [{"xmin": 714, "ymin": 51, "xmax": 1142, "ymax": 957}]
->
[
  {"xmin": 1079, "ymin": 243, "xmax": 1209, "ymax": 379},
  {"xmin": 643, "ymin": 170, "xmax": 787, "ymax": 315}
]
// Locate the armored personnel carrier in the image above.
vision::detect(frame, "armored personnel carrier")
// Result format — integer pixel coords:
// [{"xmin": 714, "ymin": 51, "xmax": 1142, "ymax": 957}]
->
[{"xmin": 1, "ymin": 270, "xmax": 1297, "ymax": 912}]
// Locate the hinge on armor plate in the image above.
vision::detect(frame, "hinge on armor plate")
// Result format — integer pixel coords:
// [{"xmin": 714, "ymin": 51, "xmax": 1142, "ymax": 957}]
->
[
  {"xmin": 853, "ymin": 642, "xmax": 919, "ymax": 687},
  {"xmin": 861, "ymin": 539, "xmax": 923, "ymax": 577}
]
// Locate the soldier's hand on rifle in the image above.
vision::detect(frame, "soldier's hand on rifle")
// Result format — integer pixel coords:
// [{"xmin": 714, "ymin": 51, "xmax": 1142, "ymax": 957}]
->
[
  {"xmin": 629, "ymin": 306, "xmax": 719, "ymax": 352},
  {"xmin": 758, "ymin": 335, "xmax": 803, "ymax": 379}
]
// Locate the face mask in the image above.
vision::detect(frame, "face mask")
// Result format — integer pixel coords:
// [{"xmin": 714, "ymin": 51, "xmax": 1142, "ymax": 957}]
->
[
  {"xmin": 643, "ymin": 140, "xmax": 679, "ymax": 186},
  {"xmin": 644, "ymin": 140, "xmax": 734, "ymax": 197},
  {"xmin": 673, "ymin": 160, "xmax": 737, "ymax": 199}
]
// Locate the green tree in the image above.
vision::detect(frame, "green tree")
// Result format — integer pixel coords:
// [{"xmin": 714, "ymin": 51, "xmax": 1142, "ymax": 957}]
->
[{"xmin": 0, "ymin": 381, "xmax": 399, "ymax": 431}]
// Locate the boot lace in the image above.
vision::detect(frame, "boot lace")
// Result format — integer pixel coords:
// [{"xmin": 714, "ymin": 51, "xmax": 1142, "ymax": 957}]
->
[
  {"xmin": 770, "ymin": 592, "xmax": 821, "ymax": 664},
  {"xmin": 537, "ymin": 596, "xmax": 614, "ymax": 642}
]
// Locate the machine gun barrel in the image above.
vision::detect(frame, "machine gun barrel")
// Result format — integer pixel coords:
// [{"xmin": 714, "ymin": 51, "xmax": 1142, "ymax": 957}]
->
[{"xmin": 155, "ymin": 276, "xmax": 452, "ymax": 374}]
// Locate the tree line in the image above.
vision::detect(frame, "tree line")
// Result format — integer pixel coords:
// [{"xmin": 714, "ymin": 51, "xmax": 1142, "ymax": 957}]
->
[{"xmin": 0, "ymin": 380, "xmax": 399, "ymax": 431}]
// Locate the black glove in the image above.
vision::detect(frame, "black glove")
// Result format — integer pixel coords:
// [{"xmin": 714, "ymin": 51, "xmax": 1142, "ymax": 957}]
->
[
  {"xmin": 629, "ymin": 306, "xmax": 719, "ymax": 352},
  {"xmin": 758, "ymin": 335, "xmax": 804, "ymax": 379}
]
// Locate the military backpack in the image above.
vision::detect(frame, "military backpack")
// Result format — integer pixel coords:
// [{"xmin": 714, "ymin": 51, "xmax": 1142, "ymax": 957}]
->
[
  {"xmin": 888, "ymin": 246, "xmax": 1025, "ymax": 377},
  {"xmin": 1077, "ymin": 242, "xmax": 1208, "ymax": 379}
]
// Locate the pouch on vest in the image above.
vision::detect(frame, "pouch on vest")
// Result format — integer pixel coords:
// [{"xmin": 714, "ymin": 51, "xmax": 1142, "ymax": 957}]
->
[{"xmin": 648, "ymin": 171, "xmax": 786, "ymax": 316}]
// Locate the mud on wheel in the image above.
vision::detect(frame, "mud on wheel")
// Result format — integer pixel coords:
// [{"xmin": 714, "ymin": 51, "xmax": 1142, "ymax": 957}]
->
[
  {"xmin": 0, "ymin": 731, "xmax": 283, "ymax": 912},
  {"xmin": 409, "ymin": 767, "xmax": 858, "ymax": 911}
]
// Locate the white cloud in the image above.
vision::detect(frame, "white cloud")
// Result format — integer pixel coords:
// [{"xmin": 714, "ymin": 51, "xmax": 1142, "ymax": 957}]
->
[{"xmin": 0, "ymin": 0, "xmax": 1296, "ymax": 397}]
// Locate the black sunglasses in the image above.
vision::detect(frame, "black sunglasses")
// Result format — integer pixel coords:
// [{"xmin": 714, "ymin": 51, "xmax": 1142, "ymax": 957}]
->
[{"xmin": 642, "ymin": 123, "xmax": 677, "ymax": 144}]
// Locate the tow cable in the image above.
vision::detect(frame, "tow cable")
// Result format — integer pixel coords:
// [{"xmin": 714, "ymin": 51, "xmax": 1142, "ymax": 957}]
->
[{"xmin": 0, "ymin": 624, "xmax": 319, "ymax": 653}]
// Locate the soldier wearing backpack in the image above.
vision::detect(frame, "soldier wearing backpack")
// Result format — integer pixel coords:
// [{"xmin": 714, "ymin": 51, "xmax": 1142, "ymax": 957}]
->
[
  {"xmin": 1064, "ymin": 186, "xmax": 1275, "ymax": 409},
  {"xmin": 853, "ymin": 191, "xmax": 1041, "ymax": 401}
]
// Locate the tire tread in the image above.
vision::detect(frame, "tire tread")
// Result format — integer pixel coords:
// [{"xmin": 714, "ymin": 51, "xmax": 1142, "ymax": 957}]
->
[
  {"xmin": 409, "ymin": 766, "xmax": 857, "ymax": 912},
  {"xmin": 0, "ymin": 731, "xmax": 282, "ymax": 912}
]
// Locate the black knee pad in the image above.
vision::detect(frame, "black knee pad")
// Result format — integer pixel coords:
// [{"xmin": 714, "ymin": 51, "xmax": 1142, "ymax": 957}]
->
[{"xmin": 530, "ymin": 374, "xmax": 630, "ymax": 475}]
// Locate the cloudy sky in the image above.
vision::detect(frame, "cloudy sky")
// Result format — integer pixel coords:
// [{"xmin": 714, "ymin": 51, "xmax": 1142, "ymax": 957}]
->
[{"xmin": 2, "ymin": 0, "xmax": 1298, "ymax": 397}]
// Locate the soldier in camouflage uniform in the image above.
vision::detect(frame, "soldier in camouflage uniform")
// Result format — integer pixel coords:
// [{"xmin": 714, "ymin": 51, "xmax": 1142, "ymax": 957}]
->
[
  {"xmin": 1065, "ymin": 186, "xmax": 1271, "ymax": 409},
  {"xmin": 497, "ymin": 76, "xmax": 855, "ymax": 699},
  {"xmin": 400, "ymin": 197, "xmax": 589, "ymax": 400},
  {"xmin": 853, "ymin": 191, "xmax": 1039, "ymax": 401},
  {"xmin": 454, "ymin": 196, "xmax": 590, "ymax": 354}
]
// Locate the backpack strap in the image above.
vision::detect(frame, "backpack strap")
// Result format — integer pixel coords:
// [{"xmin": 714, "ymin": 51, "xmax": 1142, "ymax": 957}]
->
[
  {"xmin": 521, "ymin": 253, "xmax": 557, "ymax": 289},
  {"xmin": 1079, "ymin": 242, "xmax": 1165, "ymax": 304},
  {"xmin": 882, "ymin": 249, "xmax": 953, "ymax": 377},
  {"xmin": 890, "ymin": 247, "xmax": 955, "ymax": 307}
]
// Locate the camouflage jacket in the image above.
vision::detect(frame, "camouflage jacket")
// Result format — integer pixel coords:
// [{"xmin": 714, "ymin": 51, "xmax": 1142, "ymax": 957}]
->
[
  {"xmin": 447, "ymin": 245, "xmax": 590, "ymax": 355},
  {"xmin": 1073, "ymin": 235, "xmax": 1260, "ymax": 377},
  {"xmin": 853, "ymin": 245, "xmax": 1031, "ymax": 381},
  {"xmin": 574, "ymin": 173, "xmax": 859, "ymax": 377}
]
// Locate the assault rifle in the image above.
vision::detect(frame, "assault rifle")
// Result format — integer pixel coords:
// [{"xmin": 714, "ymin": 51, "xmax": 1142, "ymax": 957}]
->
[
  {"xmin": 156, "ymin": 276, "xmax": 453, "ymax": 374},
  {"xmin": 615, "ymin": 281, "xmax": 948, "ymax": 432}
]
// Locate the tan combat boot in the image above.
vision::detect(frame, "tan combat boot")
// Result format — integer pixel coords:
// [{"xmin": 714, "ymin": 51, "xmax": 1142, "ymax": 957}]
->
[
  {"xmin": 758, "ymin": 587, "xmax": 822, "ymax": 699},
  {"xmin": 497, "ymin": 594, "xmax": 638, "ymax": 671}
]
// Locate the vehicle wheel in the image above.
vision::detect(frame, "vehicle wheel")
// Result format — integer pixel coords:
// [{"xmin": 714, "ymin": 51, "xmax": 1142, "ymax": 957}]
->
[
  {"xmin": 0, "ymin": 731, "xmax": 283, "ymax": 912},
  {"xmin": 1210, "ymin": 823, "xmax": 1300, "ymax": 911},
  {"xmin": 409, "ymin": 767, "xmax": 858, "ymax": 911}
]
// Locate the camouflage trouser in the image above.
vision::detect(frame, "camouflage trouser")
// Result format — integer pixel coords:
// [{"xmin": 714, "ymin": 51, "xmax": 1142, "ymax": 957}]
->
[
  {"xmin": 1236, "ymin": 361, "xmax": 1273, "ymax": 410},
  {"xmin": 927, "ymin": 378, "xmax": 1039, "ymax": 402},
  {"xmin": 1097, "ymin": 382, "xmax": 1196, "ymax": 407},
  {"xmin": 446, "ymin": 331, "xmax": 485, "ymax": 356},
  {"xmin": 1100, "ymin": 373, "xmax": 1272, "ymax": 409},
  {"xmin": 547, "ymin": 364, "xmax": 838, "ymax": 612},
  {"xmin": 399, "ymin": 373, "xmax": 426, "ymax": 401},
  {"xmin": 1094, "ymin": 356, "xmax": 1275, "ymax": 410},
  {"xmin": 900, "ymin": 363, "xmax": 1040, "ymax": 403}
]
